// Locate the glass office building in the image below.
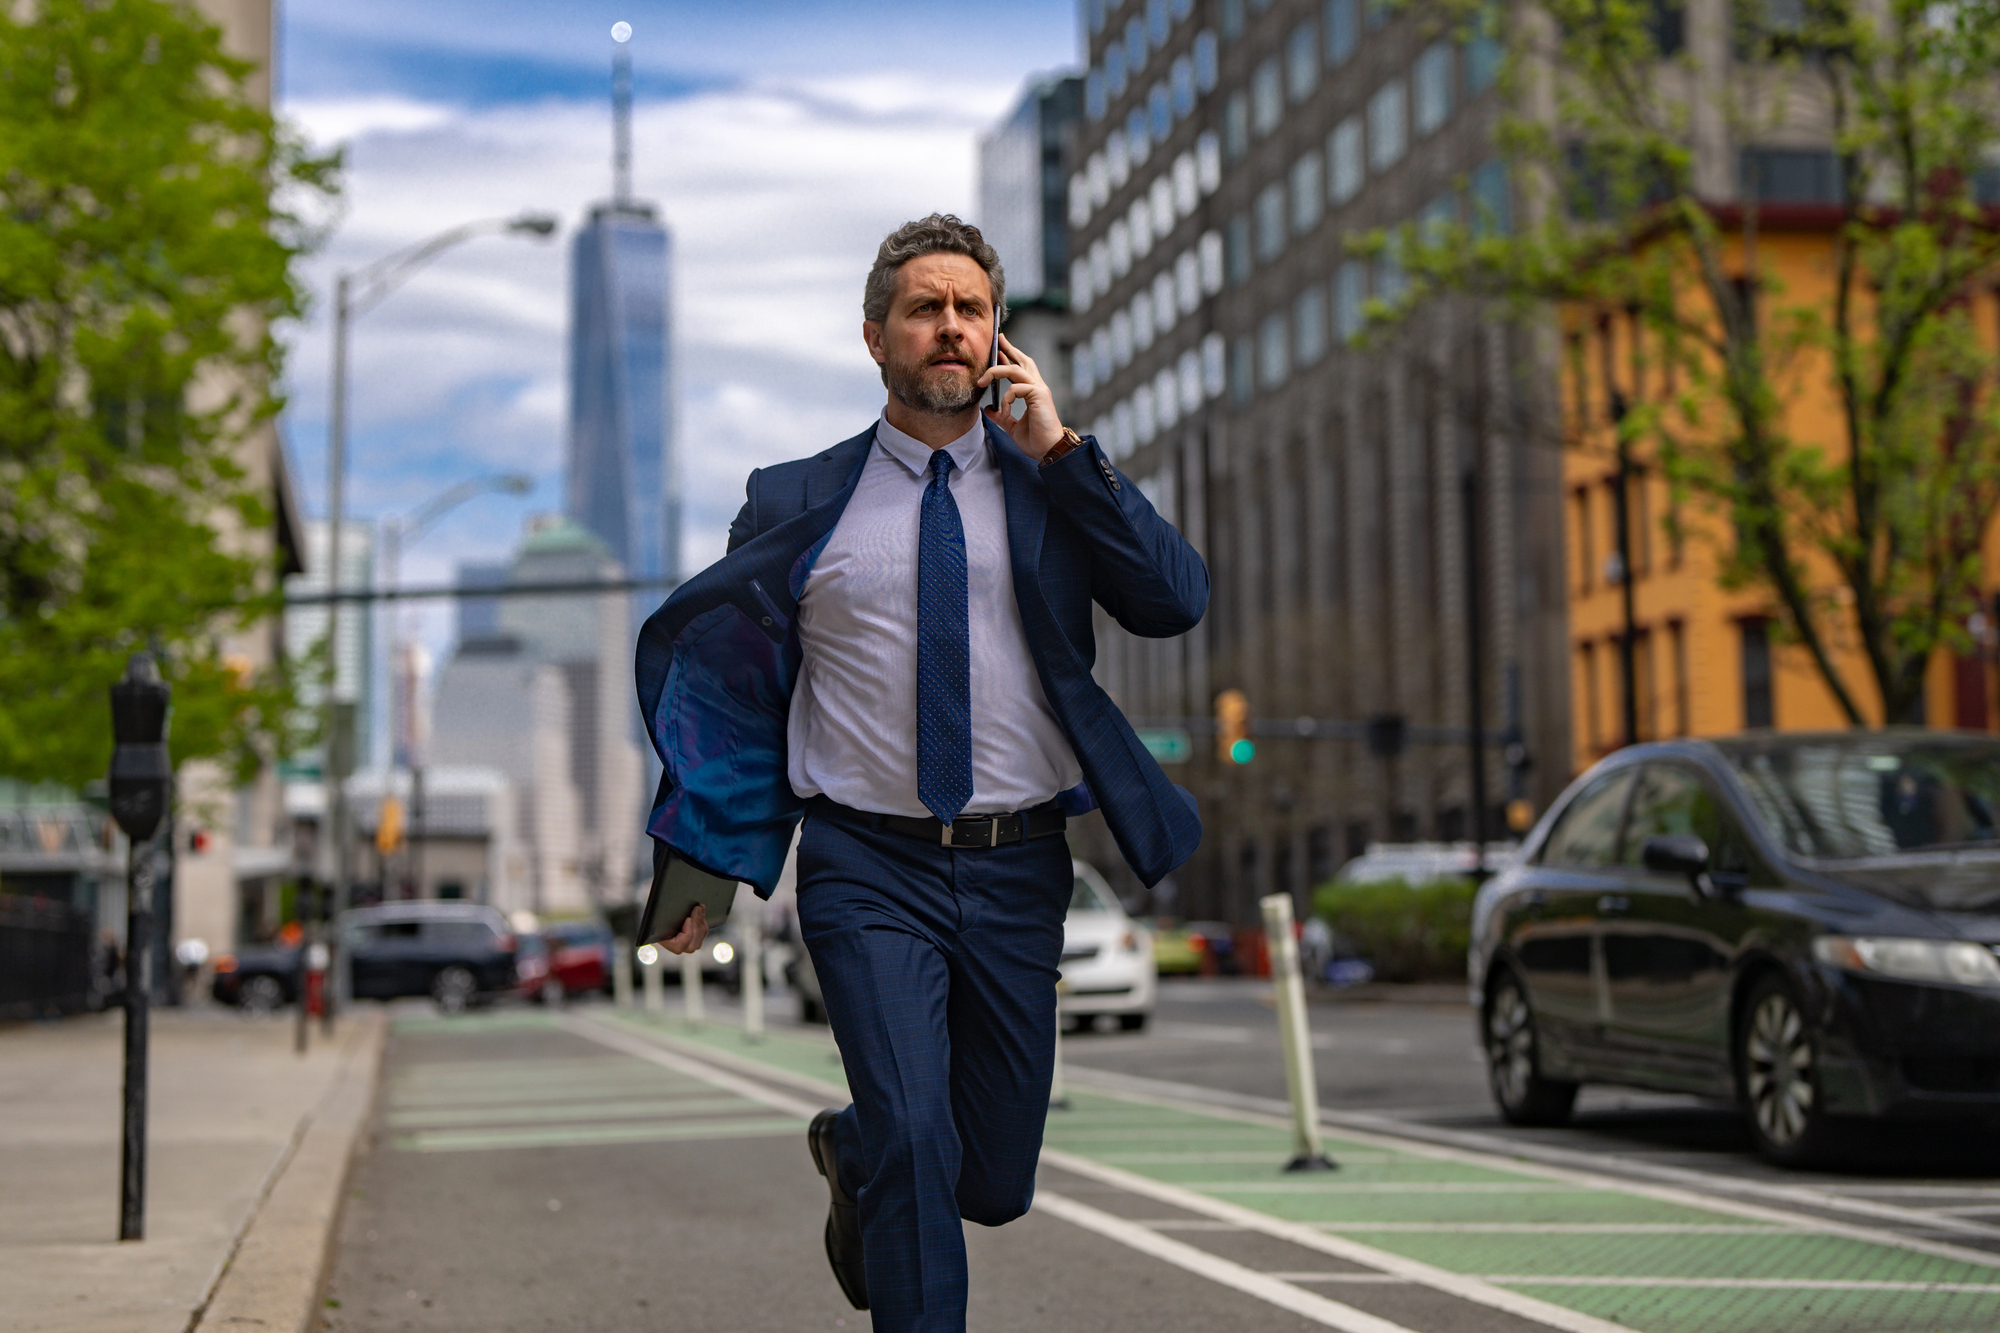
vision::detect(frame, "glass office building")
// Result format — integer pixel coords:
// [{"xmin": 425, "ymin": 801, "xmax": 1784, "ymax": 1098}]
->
[{"xmin": 565, "ymin": 201, "xmax": 677, "ymax": 587}]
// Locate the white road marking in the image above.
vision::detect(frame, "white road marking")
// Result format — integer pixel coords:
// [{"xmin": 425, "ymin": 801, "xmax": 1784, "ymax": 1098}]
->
[
  {"xmin": 1481, "ymin": 1276, "xmax": 2000, "ymax": 1292},
  {"xmin": 1267, "ymin": 1273, "xmax": 1412, "ymax": 1284},
  {"xmin": 1033, "ymin": 1191, "xmax": 1421, "ymax": 1333},
  {"xmin": 561, "ymin": 1016, "xmax": 828, "ymax": 1120},
  {"xmin": 1188, "ymin": 1181, "xmax": 1597, "ymax": 1194},
  {"xmin": 1156, "ymin": 1022, "xmax": 1256, "ymax": 1043},
  {"xmin": 1040, "ymin": 1147, "xmax": 1638, "ymax": 1333},
  {"xmin": 1066, "ymin": 1063, "xmax": 2000, "ymax": 1270},
  {"xmin": 1313, "ymin": 1223, "xmax": 1789, "ymax": 1234}
]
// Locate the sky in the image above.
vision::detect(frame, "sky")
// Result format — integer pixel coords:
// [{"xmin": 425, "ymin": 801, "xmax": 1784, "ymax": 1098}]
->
[{"xmin": 275, "ymin": 0, "xmax": 1080, "ymax": 700}]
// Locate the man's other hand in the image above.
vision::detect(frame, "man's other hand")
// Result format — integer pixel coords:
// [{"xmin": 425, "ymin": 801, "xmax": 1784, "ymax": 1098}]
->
[{"xmin": 659, "ymin": 903, "xmax": 709, "ymax": 954}]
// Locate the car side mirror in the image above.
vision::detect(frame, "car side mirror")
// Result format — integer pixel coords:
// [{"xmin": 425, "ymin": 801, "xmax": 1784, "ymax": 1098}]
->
[{"xmin": 1642, "ymin": 833, "xmax": 1713, "ymax": 894}]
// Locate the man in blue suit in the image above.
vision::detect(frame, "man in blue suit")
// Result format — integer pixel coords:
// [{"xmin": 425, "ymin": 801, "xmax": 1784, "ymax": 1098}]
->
[{"xmin": 636, "ymin": 214, "xmax": 1205, "ymax": 1332}]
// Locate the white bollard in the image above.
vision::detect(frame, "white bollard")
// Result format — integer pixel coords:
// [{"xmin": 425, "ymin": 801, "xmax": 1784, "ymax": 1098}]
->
[
  {"xmin": 739, "ymin": 896, "xmax": 764, "ymax": 1043},
  {"xmin": 1260, "ymin": 893, "xmax": 1336, "ymax": 1172},
  {"xmin": 612, "ymin": 936, "xmax": 634, "ymax": 1009},
  {"xmin": 641, "ymin": 945, "xmax": 664, "ymax": 1014},
  {"xmin": 681, "ymin": 948, "xmax": 704, "ymax": 1027}
]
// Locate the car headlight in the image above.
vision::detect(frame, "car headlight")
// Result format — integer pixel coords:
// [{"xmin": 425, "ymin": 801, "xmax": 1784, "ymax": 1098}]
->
[
  {"xmin": 711, "ymin": 941, "xmax": 735, "ymax": 965},
  {"xmin": 1814, "ymin": 935, "xmax": 2000, "ymax": 987}
]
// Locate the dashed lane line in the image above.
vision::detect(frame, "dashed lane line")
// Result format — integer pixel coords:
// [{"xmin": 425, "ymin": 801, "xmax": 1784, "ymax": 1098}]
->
[
  {"xmin": 1034, "ymin": 1191, "xmax": 1422, "ymax": 1333},
  {"xmin": 393, "ymin": 1116, "xmax": 806, "ymax": 1153},
  {"xmin": 1478, "ymin": 1276, "xmax": 2000, "ymax": 1293},
  {"xmin": 558, "ymin": 1014, "xmax": 829, "ymax": 1120},
  {"xmin": 383, "ymin": 1095, "xmax": 753, "ymax": 1129}
]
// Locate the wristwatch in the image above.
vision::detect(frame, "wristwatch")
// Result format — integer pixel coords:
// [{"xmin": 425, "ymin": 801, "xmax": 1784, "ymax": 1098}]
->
[{"xmin": 1039, "ymin": 426, "xmax": 1087, "ymax": 468}]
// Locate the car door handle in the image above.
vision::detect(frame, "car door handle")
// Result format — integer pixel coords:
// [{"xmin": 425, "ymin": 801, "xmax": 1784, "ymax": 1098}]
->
[{"xmin": 1597, "ymin": 894, "xmax": 1630, "ymax": 914}]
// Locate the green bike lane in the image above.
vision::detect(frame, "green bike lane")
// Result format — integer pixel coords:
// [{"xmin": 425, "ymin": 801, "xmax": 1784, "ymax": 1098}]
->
[{"xmin": 584, "ymin": 1007, "xmax": 2000, "ymax": 1333}]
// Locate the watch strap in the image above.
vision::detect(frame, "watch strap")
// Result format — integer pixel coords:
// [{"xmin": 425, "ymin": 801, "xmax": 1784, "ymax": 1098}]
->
[{"xmin": 1040, "ymin": 427, "xmax": 1087, "ymax": 468}]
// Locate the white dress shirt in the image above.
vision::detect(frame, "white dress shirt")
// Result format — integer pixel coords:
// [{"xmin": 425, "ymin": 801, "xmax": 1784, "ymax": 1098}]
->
[{"xmin": 787, "ymin": 414, "xmax": 1082, "ymax": 818}]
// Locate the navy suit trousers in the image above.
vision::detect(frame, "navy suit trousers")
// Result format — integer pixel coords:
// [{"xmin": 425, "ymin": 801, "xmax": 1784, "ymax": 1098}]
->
[{"xmin": 795, "ymin": 806, "xmax": 1070, "ymax": 1333}]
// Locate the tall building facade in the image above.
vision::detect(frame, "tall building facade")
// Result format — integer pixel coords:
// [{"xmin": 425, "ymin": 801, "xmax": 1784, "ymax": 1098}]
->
[
  {"xmin": 565, "ymin": 46, "xmax": 677, "ymax": 588},
  {"xmin": 1063, "ymin": 0, "xmax": 1571, "ymax": 921}
]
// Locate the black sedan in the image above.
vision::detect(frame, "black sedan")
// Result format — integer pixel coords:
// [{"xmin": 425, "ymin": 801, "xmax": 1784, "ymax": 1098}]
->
[{"xmin": 1472, "ymin": 730, "xmax": 2000, "ymax": 1165}]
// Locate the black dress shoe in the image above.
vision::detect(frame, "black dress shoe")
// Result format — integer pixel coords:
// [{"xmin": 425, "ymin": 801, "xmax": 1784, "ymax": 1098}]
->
[{"xmin": 807, "ymin": 1109, "xmax": 868, "ymax": 1310}]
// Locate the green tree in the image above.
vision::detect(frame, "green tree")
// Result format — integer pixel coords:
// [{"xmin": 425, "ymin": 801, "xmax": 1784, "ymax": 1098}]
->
[
  {"xmin": 1396, "ymin": 0, "xmax": 2000, "ymax": 724},
  {"xmin": 0, "ymin": 0, "xmax": 337, "ymax": 786}
]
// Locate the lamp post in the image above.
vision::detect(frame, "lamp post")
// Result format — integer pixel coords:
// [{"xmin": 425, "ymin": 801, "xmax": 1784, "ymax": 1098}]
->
[
  {"xmin": 321, "ymin": 213, "xmax": 557, "ymax": 1030},
  {"xmin": 382, "ymin": 473, "xmax": 533, "ymax": 901}
]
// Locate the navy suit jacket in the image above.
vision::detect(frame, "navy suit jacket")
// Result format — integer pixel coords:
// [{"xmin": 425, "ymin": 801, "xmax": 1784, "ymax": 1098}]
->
[{"xmin": 633, "ymin": 418, "xmax": 1208, "ymax": 896}]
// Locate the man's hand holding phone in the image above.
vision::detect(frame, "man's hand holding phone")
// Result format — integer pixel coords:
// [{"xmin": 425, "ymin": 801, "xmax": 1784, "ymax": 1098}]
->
[{"xmin": 979, "ymin": 332, "xmax": 1067, "ymax": 462}]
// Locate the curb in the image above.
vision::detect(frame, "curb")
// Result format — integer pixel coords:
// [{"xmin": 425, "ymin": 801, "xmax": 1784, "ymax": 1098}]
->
[{"xmin": 190, "ymin": 1010, "xmax": 387, "ymax": 1333}]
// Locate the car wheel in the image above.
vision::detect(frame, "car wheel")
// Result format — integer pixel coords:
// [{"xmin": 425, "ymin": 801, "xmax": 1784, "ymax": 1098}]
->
[
  {"xmin": 1118, "ymin": 1012, "xmax": 1149, "ymax": 1032},
  {"xmin": 239, "ymin": 974, "xmax": 285, "ymax": 1016},
  {"xmin": 1484, "ymin": 970, "xmax": 1578, "ymax": 1127},
  {"xmin": 538, "ymin": 977, "xmax": 566, "ymax": 1007},
  {"xmin": 431, "ymin": 965, "xmax": 478, "ymax": 1015},
  {"xmin": 1739, "ymin": 972, "xmax": 1834, "ymax": 1166}
]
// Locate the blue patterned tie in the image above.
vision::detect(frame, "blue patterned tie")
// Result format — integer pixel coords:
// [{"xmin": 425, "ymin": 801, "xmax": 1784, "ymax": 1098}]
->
[{"xmin": 916, "ymin": 449, "xmax": 972, "ymax": 824}]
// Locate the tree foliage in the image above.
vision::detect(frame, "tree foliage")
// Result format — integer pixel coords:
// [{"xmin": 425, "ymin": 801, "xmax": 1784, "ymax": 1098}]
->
[
  {"xmin": 1397, "ymin": 0, "xmax": 2000, "ymax": 724},
  {"xmin": 0, "ymin": 0, "xmax": 337, "ymax": 786}
]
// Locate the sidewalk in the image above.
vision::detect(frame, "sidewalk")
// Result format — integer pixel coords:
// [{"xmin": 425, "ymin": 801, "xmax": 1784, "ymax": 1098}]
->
[{"xmin": 0, "ymin": 1004, "xmax": 385, "ymax": 1333}]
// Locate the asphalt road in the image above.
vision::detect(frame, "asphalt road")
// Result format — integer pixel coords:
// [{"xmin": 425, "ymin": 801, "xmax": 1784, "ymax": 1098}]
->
[{"xmin": 317, "ymin": 980, "xmax": 2000, "ymax": 1331}]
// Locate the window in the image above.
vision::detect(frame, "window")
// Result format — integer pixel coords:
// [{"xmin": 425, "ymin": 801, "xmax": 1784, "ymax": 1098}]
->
[
  {"xmin": 1294, "ymin": 285, "xmax": 1328, "ymax": 366},
  {"xmin": 1128, "ymin": 195, "xmax": 1154, "ymax": 259},
  {"xmin": 1198, "ymin": 229, "xmax": 1225, "ymax": 293},
  {"xmin": 1149, "ymin": 175, "xmax": 1176, "ymax": 240},
  {"xmin": 1252, "ymin": 59, "xmax": 1283, "ymax": 136},
  {"xmin": 1152, "ymin": 269, "xmax": 1177, "ymax": 335},
  {"xmin": 1071, "ymin": 257, "xmax": 1093, "ymax": 312},
  {"xmin": 1621, "ymin": 764, "xmax": 1735, "ymax": 868},
  {"xmin": 1741, "ymin": 148, "xmax": 1843, "ymax": 205},
  {"xmin": 1087, "ymin": 0, "xmax": 1107, "ymax": 35},
  {"xmin": 1131, "ymin": 291, "xmax": 1155, "ymax": 351},
  {"xmin": 1414, "ymin": 42, "xmax": 1453, "ymax": 135},
  {"xmin": 1173, "ymin": 151, "xmax": 1198, "ymax": 215},
  {"xmin": 1088, "ymin": 151, "xmax": 1110, "ymax": 206},
  {"xmin": 1197, "ymin": 131, "xmax": 1222, "ymax": 192},
  {"xmin": 1419, "ymin": 191, "xmax": 1455, "ymax": 243},
  {"xmin": 1259, "ymin": 312, "xmax": 1290, "ymax": 389},
  {"xmin": 1226, "ymin": 213, "xmax": 1252, "ymax": 284},
  {"xmin": 1229, "ymin": 334, "xmax": 1256, "ymax": 404},
  {"xmin": 1112, "ymin": 398, "xmax": 1135, "ymax": 457},
  {"xmin": 1127, "ymin": 14, "xmax": 1149, "ymax": 72},
  {"xmin": 1174, "ymin": 248, "xmax": 1200, "ymax": 313},
  {"xmin": 1540, "ymin": 768, "xmax": 1636, "ymax": 867},
  {"xmin": 1325, "ymin": 0, "xmax": 1356, "ymax": 65},
  {"xmin": 1287, "ymin": 22, "xmax": 1321, "ymax": 102},
  {"xmin": 1290, "ymin": 153, "xmax": 1324, "ymax": 233},
  {"xmin": 1466, "ymin": 30, "xmax": 1502, "ymax": 93},
  {"xmin": 1177, "ymin": 348, "xmax": 1202, "ymax": 411},
  {"xmin": 1201, "ymin": 332, "xmax": 1227, "ymax": 398},
  {"xmin": 1135, "ymin": 382, "xmax": 1157, "ymax": 444},
  {"xmin": 1471, "ymin": 159, "xmax": 1511, "ymax": 236},
  {"xmin": 1126, "ymin": 107, "xmax": 1152, "ymax": 164},
  {"xmin": 1224, "ymin": 91, "xmax": 1250, "ymax": 161},
  {"xmin": 1670, "ymin": 620, "xmax": 1689, "ymax": 734},
  {"xmin": 1365, "ymin": 0, "xmax": 1390, "ymax": 29},
  {"xmin": 1581, "ymin": 641, "xmax": 1601, "ymax": 750},
  {"xmin": 1172, "ymin": 0, "xmax": 1192, "ymax": 19},
  {"xmin": 1148, "ymin": 0, "xmax": 1171, "ymax": 45},
  {"xmin": 1092, "ymin": 326, "xmax": 1113, "ymax": 384},
  {"xmin": 1741, "ymin": 619, "xmax": 1774, "ymax": 728},
  {"xmin": 1376, "ymin": 235, "xmax": 1406, "ymax": 303},
  {"xmin": 1108, "ymin": 129, "xmax": 1131, "ymax": 186},
  {"xmin": 1109, "ymin": 218, "xmax": 1132, "ymax": 276},
  {"xmin": 1171, "ymin": 55, "xmax": 1196, "ymax": 118},
  {"xmin": 1149, "ymin": 82, "xmax": 1172, "ymax": 141},
  {"xmin": 1367, "ymin": 81, "xmax": 1406, "ymax": 171},
  {"xmin": 1573, "ymin": 486, "xmax": 1593, "ymax": 590},
  {"xmin": 1107, "ymin": 42, "xmax": 1128, "ymax": 97},
  {"xmin": 1069, "ymin": 172, "xmax": 1092, "ymax": 229},
  {"xmin": 1194, "ymin": 30, "xmax": 1219, "ymax": 92},
  {"xmin": 1255, "ymin": 182, "xmax": 1287, "ymax": 262},
  {"xmin": 1328, "ymin": 116, "xmax": 1363, "ymax": 203},
  {"xmin": 1089, "ymin": 237, "xmax": 1110, "ymax": 294},
  {"xmin": 1334, "ymin": 260, "xmax": 1366, "ymax": 339},
  {"xmin": 1153, "ymin": 366, "xmax": 1180, "ymax": 429},
  {"xmin": 1110, "ymin": 309, "xmax": 1134, "ymax": 367},
  {"xmin": 1074, "ymin": 344, "xmax": 1096, "ymax": 398},
  {"xmin": 1086, "ymin": 67, "xmax": 1107, "ymax": 120},
  {"xmin": 1221, "ymin": 0, "xmax": 1245, "ymax": 41}
]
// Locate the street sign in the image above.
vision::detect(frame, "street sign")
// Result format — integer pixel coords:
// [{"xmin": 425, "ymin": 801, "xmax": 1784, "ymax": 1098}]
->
[{"xmin": 1136, "ymin": 728, "xmax": 1192, "ymax": 764}]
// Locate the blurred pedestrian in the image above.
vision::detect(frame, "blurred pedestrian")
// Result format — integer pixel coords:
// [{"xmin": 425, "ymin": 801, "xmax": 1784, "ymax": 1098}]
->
[{"xmin": 638, "ymin": 214, "xmax": 1208, "ymax": 1332}]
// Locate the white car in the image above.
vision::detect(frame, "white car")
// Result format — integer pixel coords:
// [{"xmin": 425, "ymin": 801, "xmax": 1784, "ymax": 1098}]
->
[{"xmin": 1058, "ymin": 861, "xmax": 1156, "ymax": 1032}]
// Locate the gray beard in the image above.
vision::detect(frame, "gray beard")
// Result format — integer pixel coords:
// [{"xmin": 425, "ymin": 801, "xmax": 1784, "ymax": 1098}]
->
[{"xmin": 885, "ymin": 349, "xmax": 984, "ymax": 416}]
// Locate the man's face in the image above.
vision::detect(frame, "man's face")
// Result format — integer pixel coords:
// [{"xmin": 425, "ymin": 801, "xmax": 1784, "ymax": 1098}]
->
[{"xmin": 863, "ymin": 252, "xmax": 995, "ymax": 416}]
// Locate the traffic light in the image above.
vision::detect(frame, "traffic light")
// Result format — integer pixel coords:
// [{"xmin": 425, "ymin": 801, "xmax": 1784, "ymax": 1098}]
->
[{"xmin": 1214, "ymin": 689, "xmax": 1253, "ymax": 764}]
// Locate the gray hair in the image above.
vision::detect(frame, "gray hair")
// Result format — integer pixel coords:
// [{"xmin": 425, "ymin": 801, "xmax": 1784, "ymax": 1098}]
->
[{"xmin": 862, "ymin": 213, "xmax": 1007, "ymax": 326}]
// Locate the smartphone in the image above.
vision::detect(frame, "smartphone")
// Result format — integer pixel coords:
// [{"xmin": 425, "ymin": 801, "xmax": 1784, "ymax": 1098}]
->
[{"xmin": 986, "ymin": 325, "xmax": 1003, "ymax": 412}]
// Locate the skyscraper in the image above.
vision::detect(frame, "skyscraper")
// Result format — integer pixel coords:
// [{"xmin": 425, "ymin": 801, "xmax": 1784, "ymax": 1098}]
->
[{"xmin": 565, "ymin": 39, "xmax": 677, "ymax": 586}]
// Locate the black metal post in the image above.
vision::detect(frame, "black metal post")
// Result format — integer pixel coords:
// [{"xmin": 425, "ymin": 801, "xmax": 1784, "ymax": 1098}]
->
[
  {"xmin": 120, "ymin": 834, "xmax": 153, "ymax": 1241},
  {"xmin": 1461, "ymin": 467, "xmax": 1490, "ymax": 877},
  {"xmin": 1601, "ymin": 320, "xmax": 1639, "ymax": 748}
]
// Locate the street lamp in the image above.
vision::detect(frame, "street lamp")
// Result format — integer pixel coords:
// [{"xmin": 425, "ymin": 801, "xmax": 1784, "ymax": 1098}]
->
[
  {"xmin": 320, "ymin": 212, "xmax": 557, "ymax": 1029},
  {"xmin": 382, "ymin": 473, "xmax": 534, "ymax": 900}
]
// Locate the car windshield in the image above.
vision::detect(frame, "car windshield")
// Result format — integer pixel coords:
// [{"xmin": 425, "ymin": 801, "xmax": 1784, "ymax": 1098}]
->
[
  {"xmin": 1069, "ymin": 874, "xmax": 1117, "ymax": 914},
  {"xmin": 1724, "ymin": 737, "xmax": 2000, "ymax": 862}
]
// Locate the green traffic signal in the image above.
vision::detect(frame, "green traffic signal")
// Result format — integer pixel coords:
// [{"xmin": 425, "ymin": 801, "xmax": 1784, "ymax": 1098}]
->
[{"xmin": 1229, "ymin": 738, "xmax": 1255, "ymax": 764}]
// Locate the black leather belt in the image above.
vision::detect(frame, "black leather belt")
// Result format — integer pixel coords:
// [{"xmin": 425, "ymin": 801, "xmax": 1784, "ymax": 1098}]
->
[{"xmin": 808, "ymin": 796, "xmax": 1066, "ymax": 849}]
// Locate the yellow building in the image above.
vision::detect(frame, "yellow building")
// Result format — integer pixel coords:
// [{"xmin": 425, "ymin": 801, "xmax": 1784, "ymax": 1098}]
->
[{"xmin": 1562, "ymin": 217, "xmax": 2000, "ymax": 776}]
